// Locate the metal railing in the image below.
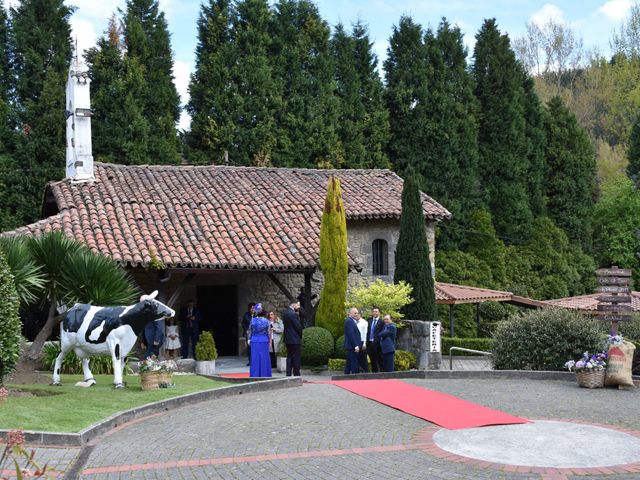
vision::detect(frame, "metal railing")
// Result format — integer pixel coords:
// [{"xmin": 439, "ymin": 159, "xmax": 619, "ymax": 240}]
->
[{"xmin": 449, "ymin": 347, "xmax": 492, "ymax": 370}]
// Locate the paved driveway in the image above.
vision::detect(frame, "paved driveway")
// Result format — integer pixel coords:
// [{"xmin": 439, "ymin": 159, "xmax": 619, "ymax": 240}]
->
[{"xmin": 9, "ymin": 378, "xmax": 640, "ymax": 480}]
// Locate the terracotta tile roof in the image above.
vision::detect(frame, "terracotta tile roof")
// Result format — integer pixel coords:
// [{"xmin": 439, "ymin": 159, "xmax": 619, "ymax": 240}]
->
[
  {"xmin": 4, "ymin": 163, "xmax": 451, "ymax": 271},
  {"xmin": 545, "ymin": 292, "xmax": 640, "ymax": 312},
  {"xmin": 435, "ymin": 282, "xmax": 513, "ymax": 304}
]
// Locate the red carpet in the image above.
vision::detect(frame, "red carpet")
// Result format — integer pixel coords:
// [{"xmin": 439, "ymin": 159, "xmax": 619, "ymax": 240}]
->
[
  {"xmin": 217, "ymin": 372, "xmax": 250, "ymax": 378},
  {"xmin": 328, "ymin": 380, "xmax": 528, "ymax": 430}
]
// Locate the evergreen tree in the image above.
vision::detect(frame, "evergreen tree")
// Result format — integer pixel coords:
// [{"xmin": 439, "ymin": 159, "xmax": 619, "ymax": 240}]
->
[
  {"xmin": 424, "ymin": 19, "xmax": 481, "ymax": 249},
  {"xmin": 466, "ymin": 209, "xmax": 507, "ymax": 288},
  {"xmin": 627, "ymin": 109, "xmax": 640, "ymax": 186},
  {"xmin": 269, "ymin": 0, "xmax": 339, "ymax": 167},
  {"xmin": 7, "ymin": 0, "xmax": 73, "ymax": 227},
  {"xmin": 227, "ymin": 0, "xmax": 280, "ymax": 166},
  {"xmin": 384, "ymin": 16, "xmax": 428, "ymax": 174},
  {"xmin": 185, "ymin": 0, "xmax": 233, "ymax": 164},
  {"xmin": 331, "ymin": 21, "xmax": 389, "ymax": 168},
  {"xmin": 316, "ymin": 176, "xmax": 348, "ymax": 338},
  {"xmin": 473, "ymin": 19, "xmax": 533, "ymax": 242},
  {"xmin": 123, "ymin": 0, "xmax": 179, "ymax": 164},
  {"xmin": 0, "ymin": 4, "xmax": 14, "ymax": 153},
  {"xmin": 0, "ymin": 245, "xmax": 21, "ymax": 383},
  {"xmin": 85, "ymin": 16, "xmax": 150, "ymax": 164},
  {"xmin": 542, "ymin": 96, "xmax": 597, "ymax": 250},
  {"xmin": 521, "ymin": 69, "xmax": 546, "ymax": 217},
  {"xmin": 394, "ymin": 166, "xmax": 437, "ymax": 321}
]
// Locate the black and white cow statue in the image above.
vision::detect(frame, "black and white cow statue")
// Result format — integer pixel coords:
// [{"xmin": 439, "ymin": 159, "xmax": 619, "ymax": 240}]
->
[{"xmin": 52, "ymin": 291, "xmax": 175, "ymax": 388}]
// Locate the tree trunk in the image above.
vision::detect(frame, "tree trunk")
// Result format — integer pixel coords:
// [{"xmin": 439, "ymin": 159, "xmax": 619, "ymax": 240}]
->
[{"xmin": 27, "ymin": 300, "xmax": 58, "ymax": 360}]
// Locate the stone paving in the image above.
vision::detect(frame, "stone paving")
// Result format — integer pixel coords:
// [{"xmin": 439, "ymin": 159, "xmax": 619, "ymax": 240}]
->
[{"xmin": 3, "ymin": 361, "xmax": 639, "ymax": 480}]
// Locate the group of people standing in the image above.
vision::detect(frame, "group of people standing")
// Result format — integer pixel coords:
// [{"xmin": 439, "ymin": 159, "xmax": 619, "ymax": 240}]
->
[
  {"xmin": 243, "ymin": 300, "xmax": 304, "ymax": 378},
  {"xmin": 343, "ymin": 307, "xmax": 397, "ymax": 374}
]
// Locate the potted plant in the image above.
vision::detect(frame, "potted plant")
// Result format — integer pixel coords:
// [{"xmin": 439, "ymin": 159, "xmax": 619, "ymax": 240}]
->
[
  {"xmin": 276, "ymin": 342, "xmax": 287, "ymax": 373},
  {"xmin": 158, "ymin": 359, "xmax": 177, "ymax": 387},
  {"xmin": 195, "ymin": 331, "xmax": 218, "ymax": 375},
  {"xmin": 138, "ymin": 356, "xmax": 161, "ymax": 390},
  {"xmin": 565, "ymin": 351, "xmax": 607, "ymax": 388}
]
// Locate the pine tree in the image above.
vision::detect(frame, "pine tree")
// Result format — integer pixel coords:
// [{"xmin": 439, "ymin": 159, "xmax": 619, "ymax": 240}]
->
[
  {"xmin": 0, "ymin": 4, "xmax": 14, "ymax": 153},
  {"xmin": 473, "ymin": 19, "xmax": 533, "ymax": 242},
  {"xmin": 269, "ymin": 0, "xmax": 339, "ymax": 167},
  {"xmin": 331, "ymin": 21, "xmax": 389, "ymax": 169},
  {"xmin": 394, "ymin": 166, "xmax": 437, "ymax": 321},
  {"xmin": 316, "ymin": 176, "xmax": 348, "ymax": 338},
  {"xmin": 384, "ymin": 16, "xmax": 428, "ymax": 175},
  {"xmin": 85, "ymin": 16, "xmax": 150, "ymax": 165},
  {"xmin": 227, "ymin": 0, "xmax": 280, "ymax": 166},
  {"xmin": 628, "ymin": 110, "xmax": 640, "ymax": 186},
  {"xmin": 123, "ymin": 0, "xmax": 179, "ymax": 164},
  {"xmin": 7, "ymin": 0, "xmax": 73, "ymax": 226},
  {"xmin": 521, "ymin": 69, "xmax": 546, "ymax": 217},
  {"xmin": 543, "ymin": 96, "xmax": 597, "ymax": 250},
  {"xmin": 185, "ymin": 0, "xmax": 233, "ymax": 164},
  {"xmin": 423, "ymin": 19, "xmax": 481, "ymax": 249}
]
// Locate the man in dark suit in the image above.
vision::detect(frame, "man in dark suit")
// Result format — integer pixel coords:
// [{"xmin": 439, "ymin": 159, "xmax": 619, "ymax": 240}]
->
[
  {"xmin": 179, "ymin": 299, "xmax": 202, "ymax": 359},
  {"xmin": 343, "ymin": 308, "xmax": 361, "ymax": 374},
  {"xmin": 366, "ymin": 307, "xmax": 384, "ymax": 373},
  {"xmin": 282, "ymin": 300, "xmax": 303, "ymax": 376}
]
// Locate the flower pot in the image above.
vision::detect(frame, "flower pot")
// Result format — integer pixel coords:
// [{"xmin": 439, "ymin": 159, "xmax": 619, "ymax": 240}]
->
[
  {"xmin": 195, "ymin": 360, "xmax": 216, "ymax": 375},
  {"xmin": 158, "ymin": 372, "xmax": 173, "ymax": 386},
  {"xmin": 140, "ymin": 371, "xmax": 160, "ymax": 390},
  {"xmin": 575, "ymin": 369, "xmax": 605, "ymax": 389},
  {"xmin": 277, "ymin": 356, "xmax": 287, "ymax": 373}
]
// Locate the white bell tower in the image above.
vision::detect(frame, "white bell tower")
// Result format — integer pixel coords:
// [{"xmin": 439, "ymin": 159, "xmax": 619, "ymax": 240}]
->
[{"xmin": 65, "ymin": 57, "xmax": 94, "ymax": 182}]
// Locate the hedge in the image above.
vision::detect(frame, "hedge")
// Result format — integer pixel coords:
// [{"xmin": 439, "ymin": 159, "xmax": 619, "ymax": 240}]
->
[
  {"xmin": 442, "ymin": 337, "xmax": 494, "ymax": 356},
  {"xmin": 0, "ymin": 246, "xmax": 21, "ymax": 384},
  {"xmin": 333, "ymin": 335, "xmax": 347, "ymax": 359},
  {"xmin": 301, "ymin": 327, "xmax": 334, "ymax": 366}
]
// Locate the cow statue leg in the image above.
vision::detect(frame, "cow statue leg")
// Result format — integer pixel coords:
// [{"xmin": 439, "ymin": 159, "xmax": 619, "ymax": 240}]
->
[
  {"xmin": 80, "ymin": 357, "xmax": 96, "ymax": 386},
  {"xmin": 109, "ymin": 341, "xmax": 125, "ymax": 388},
  {"xmin": 51, "ymin": 342, "xmax": 74, "ymax": 386}
]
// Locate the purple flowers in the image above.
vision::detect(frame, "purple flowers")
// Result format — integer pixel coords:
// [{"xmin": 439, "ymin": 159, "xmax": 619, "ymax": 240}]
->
[{"xmin": 565, "ymin": 351, "xmax": 607, "ymax": 372}]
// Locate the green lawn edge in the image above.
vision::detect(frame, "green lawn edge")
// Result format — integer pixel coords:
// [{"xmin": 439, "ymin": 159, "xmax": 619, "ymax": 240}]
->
[{"xmin": 1, "ymin": 374, "xmax": 228, "ymax": 433}]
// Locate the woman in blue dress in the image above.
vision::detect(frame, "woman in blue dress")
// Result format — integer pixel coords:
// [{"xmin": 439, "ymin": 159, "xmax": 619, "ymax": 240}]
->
[{"xmin": 249, "ymin": 303, "xmax": 272, "ymax": 377}]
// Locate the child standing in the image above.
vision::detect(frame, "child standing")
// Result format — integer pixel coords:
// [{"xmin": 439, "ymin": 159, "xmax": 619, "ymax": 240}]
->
[{"xmin": 165, "ymin": 317, "xmax": 181, "ymax": 359}]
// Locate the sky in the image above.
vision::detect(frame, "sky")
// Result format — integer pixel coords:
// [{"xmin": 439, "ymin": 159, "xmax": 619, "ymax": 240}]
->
[{"xmin": 12, "ymin": 0, "xmax": 635, "ymax": 130}]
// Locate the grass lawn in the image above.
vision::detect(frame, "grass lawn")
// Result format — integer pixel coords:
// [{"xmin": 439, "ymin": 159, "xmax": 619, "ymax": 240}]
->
[{"xmin": 1, "ymin": 374, "xmax": 228, "ymax": 433}]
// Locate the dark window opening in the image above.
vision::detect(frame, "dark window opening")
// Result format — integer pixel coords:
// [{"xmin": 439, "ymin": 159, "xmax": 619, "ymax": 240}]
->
[{"xmin": 372, "ymin": 239, "xmax": 388, "ymax": 275}]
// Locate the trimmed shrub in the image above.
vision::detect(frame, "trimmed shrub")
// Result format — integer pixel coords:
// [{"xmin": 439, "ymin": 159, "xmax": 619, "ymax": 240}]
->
[
  {"xmin": 328, "ymin": 358, "xmax": 346, "ymax": 371},
  {"xmin": 301, "ymin": 327, "xmax": 334, "ymax": 366},
  {"xmin": 333, "ymin": 335, "xmax": 347, "ymax": 359},
  {"xmin": 618, "ymin": 315, "xmax": 640, "ymax": 342},
  {"xmin": 0, "ymin": 246, "xmax": 21, "ymax": 384},
  {"xmin": 394, "ymin": 350, "xmax": 416, "ymax": 371},
  {"xmin": 41, "ymin": 342, "xmax": 129, "ymax": 375},
  {"xmin": 492, "ymin": 309, "xmax": 602, "ymax": 371},
  {"xmin": 442, "ymin": 337, "xmax": 494, "ymax": 356},
  {"xmin": 195, "ymin": 331, "xmax": 218, "ymax": 361}
]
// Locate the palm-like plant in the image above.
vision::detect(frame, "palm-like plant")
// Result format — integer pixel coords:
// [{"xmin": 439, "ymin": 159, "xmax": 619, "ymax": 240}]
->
[
  {"xmin": 0, "ymin": 236, "xmax": 45, "ymax": 305},
  {"xmin": 61, "ymin": 250, "xmax": 138, "ymax": 305}
]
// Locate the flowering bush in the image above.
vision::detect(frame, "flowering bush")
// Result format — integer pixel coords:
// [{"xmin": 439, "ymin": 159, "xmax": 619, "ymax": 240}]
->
[
  {"xmin": 0, "ymin": 429, "xmax": 49, "ymax": 479},
  {"xmin": 138, "ymin": 356, "xmax": 162, "ymax": 373},
  {"xmin": 565, "ymin": 351, "xmax": 607, "ymax": 372}
]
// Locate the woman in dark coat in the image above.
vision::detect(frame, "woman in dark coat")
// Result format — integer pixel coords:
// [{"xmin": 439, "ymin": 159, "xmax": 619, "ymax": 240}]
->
[
  {"xmin": 377, "ymin": 314, "xmax": 397, "ymax": 372},
  {"xmin": 248, "ymin": 303, "xmax": 272, "ymax": 377}
]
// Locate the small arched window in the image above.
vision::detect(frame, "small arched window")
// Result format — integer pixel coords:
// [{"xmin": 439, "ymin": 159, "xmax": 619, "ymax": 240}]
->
[{"xmin": 372, "ymin": 239, "xmax": 388, "ymax": 276}]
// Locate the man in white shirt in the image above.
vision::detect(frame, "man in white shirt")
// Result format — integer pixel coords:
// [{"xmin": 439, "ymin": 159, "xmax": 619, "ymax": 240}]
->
[{"xmin": 356, "ymin": 311, "xmax": 369, "ymax": 373}]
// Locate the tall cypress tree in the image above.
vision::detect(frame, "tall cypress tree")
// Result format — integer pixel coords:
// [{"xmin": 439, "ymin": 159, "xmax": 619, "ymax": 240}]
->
[
  {"xmin": 543, "ymin": 96, "xmax": 597, "ymax": 251},
  {"xmin": 269, "ymin": 0, "xmax": 339, "ymax": 167},
  {"xmin": 316, "ymin": 176, "xmax": 348, "ymax": 338},
  {"xmin": 186, "ymin": 0, "xmax": 233, "ymax": 164},
  {"xmin": 422, "ymin": 19, "xmax": 481, "ymax": 249},
  {"xmin": 473, "ymin": 19, "xmax": 533, "ymax": 242},
  {"xmin": 521, "ymin": 69, "xmax": 546, "ymax": 217},
  {"xmin": 394, "ymin": 166, "xmax": 437, "ymax": 321},
  {"xmin": 331, "ymin": 21, "xmax": 389, "ymax": 169},
  {"xmin": 123, "ymin": 0, "xmax": 179, "ymax": 164},
  {"xmin": 85, "ymin": 16, "xmax": 150, "ymax": 165},
  {"xmin": 384, "ymin": 16, "xmax": 428, "ymax": 175},
  {"xmin": 0, "ymin": 4, "xmax": 13, "ymax": 153},
  {"xmin": 8, "ymin": 0, "xmax": 73, "ymax": 226},
  {"xmin": 227, "ymin": 0, "xmax": 280, "ymax": 166}
]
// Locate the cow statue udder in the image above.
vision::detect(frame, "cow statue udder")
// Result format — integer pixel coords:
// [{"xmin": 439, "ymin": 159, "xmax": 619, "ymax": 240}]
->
[{"xmin": 52, "ymin": 291, "xmax": 176, "ymax": 388}]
